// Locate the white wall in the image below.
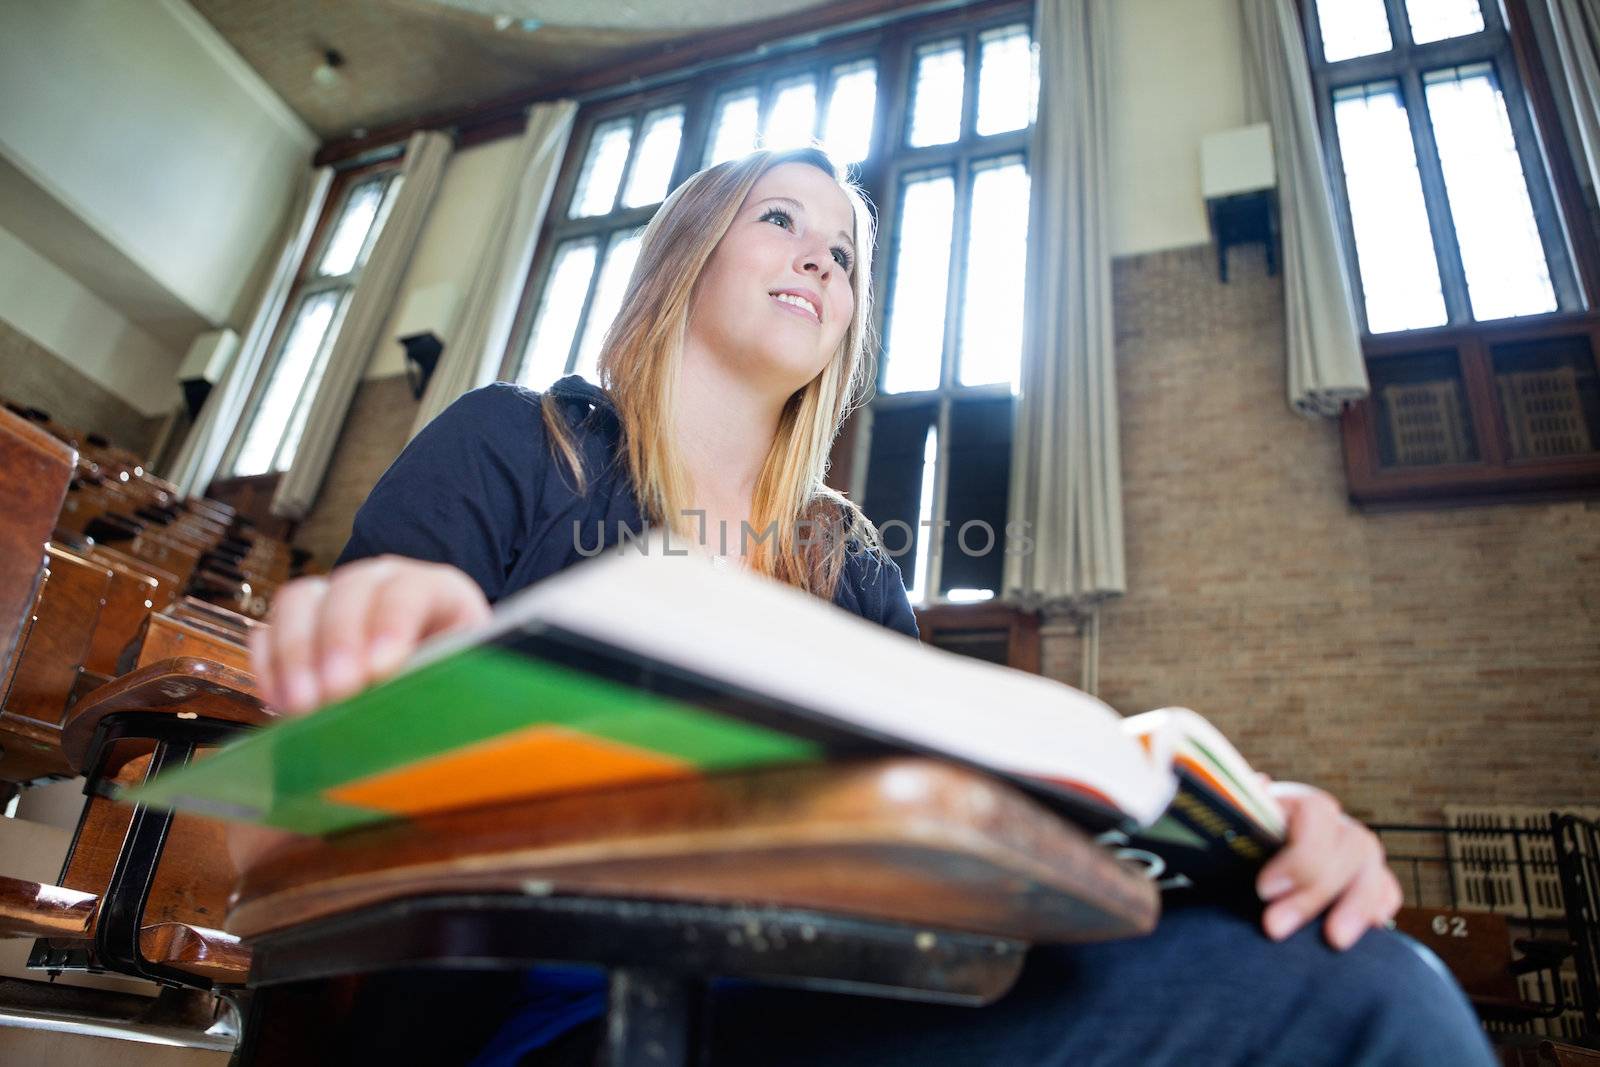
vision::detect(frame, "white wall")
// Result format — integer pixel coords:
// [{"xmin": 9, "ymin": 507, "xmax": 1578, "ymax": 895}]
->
[
  {"xmin": 366, "ymin": 137, "xmax": 523, "ymax": 379},
  {"xmin": 0, "ymin": 0, "xmax": 315, "ymax": 327},
  {"xmin": 0, "ymin": 224, "xmax": 181, "ymax": 415},
  {"xmin": 1107, "ymin": 0, "xmax": 1253, "ymax": 257}
]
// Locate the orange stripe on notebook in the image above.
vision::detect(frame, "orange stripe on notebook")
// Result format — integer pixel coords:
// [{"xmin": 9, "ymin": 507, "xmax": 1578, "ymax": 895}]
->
[{"xmin": 326, "ymin": 724, "xmax": 696, "ymax": 817}]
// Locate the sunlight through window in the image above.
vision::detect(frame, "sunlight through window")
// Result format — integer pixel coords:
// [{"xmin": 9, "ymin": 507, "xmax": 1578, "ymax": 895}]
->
[
  {"xmin": 708, "ymin": 90, "xmax": 760, "ymax": 165},
  {"xmin": 976, "ymin": 25, "xmax": 1032, "ymax": 136},
  {"xmin": 1315, "ymin": 0, "xmax": 1393, "ymax": 62},
  {"xmin": 572, "ymin": 230, "xmax": 645, "ymax": 383},
  {"xmin": 765, "ymin": 77, "xmax": 819, "ymax": 152},
  {"xmin": 905, "ymin": 425, "xmax": 940, "ymax": 605},
  {"xmin": 1406, "ymin": 0, "xmax": 1484, "ymax": 45},
  {"xmin": 823, "ymin": 61, "xmax": 877, "ymax": 164},
  {"xmin": 883, "ymin": 174, "xmax": 955, "ymax": 393},
  {"xmin": 960, "ymin": 158, "xmax": 1030, "ymax": 390},
  {"xmin": 316, "ymin": 179, "xmax": 387, "ymax": 276},
  {"xmin": 519, "ymin": 240, "xmax": 598, "ymax": 390},
  {"xmin": 620, "ymin": 107, "xmax": 684, "ymax": 209},
  {"xmin": 1332, "ymin": 83, "xmax": 1448, "ymax": 332},
  {"xmin": 571, "ymin": 119, "xmax": 633, "ymax": 218},
  {"xmin": 1425, "ymin": 64, "xmax": 1555, "ymax": 320},
  {"xmin": 909, "ymin": 40, "xmax": 965, "ymax": 147}
]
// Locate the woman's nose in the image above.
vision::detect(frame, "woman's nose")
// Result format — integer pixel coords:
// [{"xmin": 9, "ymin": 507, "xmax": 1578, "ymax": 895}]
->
[{"xmin": 797, "ymin": 245, "xmax": 831, "ymax": 279}]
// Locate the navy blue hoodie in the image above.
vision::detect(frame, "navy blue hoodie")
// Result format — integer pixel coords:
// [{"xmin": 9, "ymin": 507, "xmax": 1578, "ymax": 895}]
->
[{"xmin": 337, "ymin": 375, "xmax": 918, "ymax": 639}]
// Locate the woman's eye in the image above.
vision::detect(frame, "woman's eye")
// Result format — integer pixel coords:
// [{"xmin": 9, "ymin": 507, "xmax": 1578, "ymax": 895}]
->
[
  {"xmin": 831, "ymin": 248, "xmax": 853, "ymax": 271},
  {"xmin": 760, "ymin": 208, "xmax": 793, "ymax": 229}
]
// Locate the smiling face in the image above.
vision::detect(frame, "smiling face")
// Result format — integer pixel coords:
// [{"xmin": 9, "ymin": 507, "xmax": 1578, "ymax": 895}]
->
[{"xmin": 685, "ymin": 162, "xmax": 858, "ymax": 398}]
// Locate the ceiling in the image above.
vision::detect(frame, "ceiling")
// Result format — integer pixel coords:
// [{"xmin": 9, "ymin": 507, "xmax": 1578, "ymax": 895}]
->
[{"xmin": 189, "ymin": 0, "xmax": 842, "ymax": 141}]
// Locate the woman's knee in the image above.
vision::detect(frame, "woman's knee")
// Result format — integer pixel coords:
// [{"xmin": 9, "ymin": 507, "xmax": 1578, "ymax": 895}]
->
[{"xmin": 1295, "ymin": 924, "xmax": 1497, "ymax": 1066}]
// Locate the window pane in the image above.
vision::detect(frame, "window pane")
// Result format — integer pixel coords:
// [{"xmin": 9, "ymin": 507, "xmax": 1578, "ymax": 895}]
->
[
  {"xmin": 316, "ymin": 178, "xmax": 387, "ymax": 277},
  {"xmin": 1368, "ymin": 350, "xmax": 1478, "ymax": 467},
  {"xmin": 959, "ymin": 158, "xmax": 1030, "ymax": 390},
  {"xmin": 274, "ymin": 293, "xmax": 352, "ymax": 472},
  {"xmin": 1331, "ymin": 83, "xmax": 1448, "ymax": 333},
  {"xmin": 519, "ymin": 239, "xmax": 599, "ymax": 391},
  {"xmin": 1406, "ymin": 0, "xmax": 1484, "ymax": 44},
  {"xmin": 1491, "ymin": 336, "xmax": 1600, "ymax": 459},
  {"xmin": 905, "ymin": 424, "xmax": 939, "ymax": 604},
  {"xmin": 861, "ymin": 404, "xmax": 937, "ymax": 604},
  {"xmin": 883, "ymin": 174, "xmax": 956, "ymax": 393},
  {"xmin": 1314, "ymin": 0, "xmax": 1393, "ymax": 62},
  {"xmin": 908, "ymin": 40, "xmax": 965, "ymax": 147},
  {"xmin": 708, "ymin": 89, "xmax": 760, "ymax": 165},
  {"xmin": 572, "ymin": 229, "xmax": 645, "ymax": 383},
  {"xmin": 976, "ymin": 24, "xmax": 1032, "ymax": 136},
  {"xmin": 823, "ymin": 61, "xmax": 877, "ymax": 164},
  {"xmin": 765, "ymin": 76, "xmax": 818, "ymax": 152},
  {"xmin": 570, "ymin": 118, "xmax": 633, "ymax": 218},
  {"xmin": 620, "ymin": 107, "xmax": 683, "ymax": 209},
  {"xmin": 1424, "ymin": 64, "xmax": 1557, "ymax": 321},
  {"xmin": 233, "ymin": 291, "xmax": 346, "ymax": 476},
  {"xmin": 939, "ymin": 395, "xmax": 1013, "ymax": 598}
]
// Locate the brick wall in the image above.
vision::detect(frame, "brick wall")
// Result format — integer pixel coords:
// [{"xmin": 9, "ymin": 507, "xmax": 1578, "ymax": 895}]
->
[
  {"xmin": 0, "ymin": 319, "xmax": 169, "ymax": 456},
  {"xmin": 1052, "ymin": 243, "xmax": 1600, "ymax": 824},
  {"xmin": 293, "ymin": 374, "xmax": 419, "ymax": 568}
]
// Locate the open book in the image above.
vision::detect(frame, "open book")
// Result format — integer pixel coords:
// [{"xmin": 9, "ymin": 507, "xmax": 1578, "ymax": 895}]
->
[{"xmin": 126, "ymin": 538, "xmax": 1284, "ymax": 890}]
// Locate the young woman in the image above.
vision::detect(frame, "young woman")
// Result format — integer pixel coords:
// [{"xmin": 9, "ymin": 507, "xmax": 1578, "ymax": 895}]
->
[{"xmin": 247, "ymin": 147, "xmax": 1494, "ymax": 1065}]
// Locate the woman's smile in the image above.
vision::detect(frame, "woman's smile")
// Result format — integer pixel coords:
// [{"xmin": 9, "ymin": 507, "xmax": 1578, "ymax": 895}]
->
[{"xmin": 769, "ymin": 287, "xmax": 822, "ymax": 323}]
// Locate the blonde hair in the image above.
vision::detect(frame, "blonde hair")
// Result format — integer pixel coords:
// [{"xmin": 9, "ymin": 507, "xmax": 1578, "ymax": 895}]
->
[{"xmin": 542, "ymin": 147, "xmax": 882, "ymax": 600}]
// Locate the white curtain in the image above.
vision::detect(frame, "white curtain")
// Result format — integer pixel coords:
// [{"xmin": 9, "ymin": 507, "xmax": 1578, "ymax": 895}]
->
[
  {"xmin": 1002, "ymin": 0, "xmax": 1125, "ymax": 613},
  {"xmin": 1241, "ymin": 0, "xmax": 1369, "ymax": 415},
  {"xmin": 1241, "ymin": 0, "xmax": 1369, "ymax": 416},
  {"xmin": 271, "ymin": 130, "xmax": 453, "ymax": 520},
  {"xmin": 165, "ymin": 167, "xmax": 333, "ymax": 498},
  {"xmin": 409, "ymin": 101, "xmax": 577, "ymax": 438},
  {"xmin": 1541, "ymin": 0, "xmax": 1600, "ymax": 199}
]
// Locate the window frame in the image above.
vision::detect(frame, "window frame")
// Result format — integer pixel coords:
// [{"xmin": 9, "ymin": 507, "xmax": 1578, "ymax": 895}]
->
[
  {"xmin": 849, "ymin": 13, "xmax": 1035, "ymax": 605},
  {"xmin": 218, "ymin": 156, "xmax": 405, "ymax": 482},
  {"xmin": 1303, "ymin": 0, "xmax": 1585, "ymax": 334},
  {"xmin": 1301, "ymin": 0, "xmax": 1600, "ymax": 507}
]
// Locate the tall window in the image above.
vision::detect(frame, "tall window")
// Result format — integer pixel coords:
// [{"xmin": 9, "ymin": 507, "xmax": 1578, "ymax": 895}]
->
[
  {"xmin": 1307, "ymin": 0, "xmax": 1600, "ymax": 507},
  {"xmin": 225, "ymin": 166, "xmax": 404, "ymax": 478},
  {"xmin": 857, "ymin": 20, "xmax": 1035, "ymax": 606},
  {"xmin": 1305, "ymin": 0, "xmax": 1583, "ymax": 335},
  {"xmin": 508, "ymin": 2, "xmax": 1035, "ymax": 607}
]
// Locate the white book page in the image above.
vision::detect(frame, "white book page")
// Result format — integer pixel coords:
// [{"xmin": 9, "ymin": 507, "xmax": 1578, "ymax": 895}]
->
[{"xmin": 454, "ymin": 537, "xmax": 1179, "ymax": 825}]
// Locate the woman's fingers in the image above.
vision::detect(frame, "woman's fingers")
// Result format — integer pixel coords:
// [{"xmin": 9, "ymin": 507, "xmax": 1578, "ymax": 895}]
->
[
  {"xmin": 1255, "ymin": 783, "xmax": 1399, "ymax": 950},
  {"xmin": 252, "ymin": 557, "xmax": 491, "ymax": 718},
  {"xmin": 256, "ymin": 575, "xmax": 329, "ymax": 715},
  {"xmin": 311, "ymin": 558, "xmax": 404, "ymax": 705},
  {"xmin": 362, "ymin": 562, "xmax": 491, "ymax": 679},
  {"xmin": 1324, "ymin": 857, "xmax": 1403, "ymax": 950},
  {"xmin": 1257, "ymin": 787, "xmax": 1366, "ymax": 943}
]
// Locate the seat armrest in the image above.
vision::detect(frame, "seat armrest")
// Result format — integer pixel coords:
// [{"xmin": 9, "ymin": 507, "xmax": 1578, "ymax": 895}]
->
[
  {"xmin": 0, "ymin": 873, "xmax": 96, "ymax": 938},
  {"xmin": 61, "ymin": 656, "xmax": 269, "ymax": 772}
]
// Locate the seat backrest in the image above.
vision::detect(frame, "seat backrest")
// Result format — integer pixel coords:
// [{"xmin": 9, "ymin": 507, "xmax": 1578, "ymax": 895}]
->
[
  {"xmin": 1393, "ymin": 906, "xmax": 1519, "ymax": 1001},
  {"xmin": 0, "ymin": 408, "xmax": 76, "ymax": 680}
]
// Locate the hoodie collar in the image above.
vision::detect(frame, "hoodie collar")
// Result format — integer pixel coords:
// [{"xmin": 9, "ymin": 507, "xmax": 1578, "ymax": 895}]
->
[{"xmin": 546, "ymin": 374, "xmax": 620, "ymax": 425}]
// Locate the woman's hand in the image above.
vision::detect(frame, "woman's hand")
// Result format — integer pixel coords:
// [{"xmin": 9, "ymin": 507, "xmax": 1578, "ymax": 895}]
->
[
  {"xmin": 1254, "ymin": 780, "xmax": 1403, "ymax": 951},
  {"xmin": 249, "ymin": 554, "xmax": 491, "ymax": 718}
]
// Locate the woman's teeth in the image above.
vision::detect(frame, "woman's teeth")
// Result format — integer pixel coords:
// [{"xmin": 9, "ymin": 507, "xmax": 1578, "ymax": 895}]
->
[{"xmin": 772, "ymin": 292, "xmax": 818, "ymax": 319}]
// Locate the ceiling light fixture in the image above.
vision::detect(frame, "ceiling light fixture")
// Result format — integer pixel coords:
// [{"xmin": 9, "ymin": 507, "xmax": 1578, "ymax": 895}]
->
[{"xmin": 312, "ymin": 47, "xmax": 346, "ymax": 88}]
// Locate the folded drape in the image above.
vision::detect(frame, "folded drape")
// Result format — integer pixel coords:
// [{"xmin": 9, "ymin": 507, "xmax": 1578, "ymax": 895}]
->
[
  {"xmin": 1240, "ymin": 0, "xmax": 1369, "ymax": 417},
  {"xmin": 1002, "ymin": 0, "xmax": 1125, "ymax": 613},
  {"xmin": 409, "ymin": 101, "xmax": 577, "ymax": 439}
]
